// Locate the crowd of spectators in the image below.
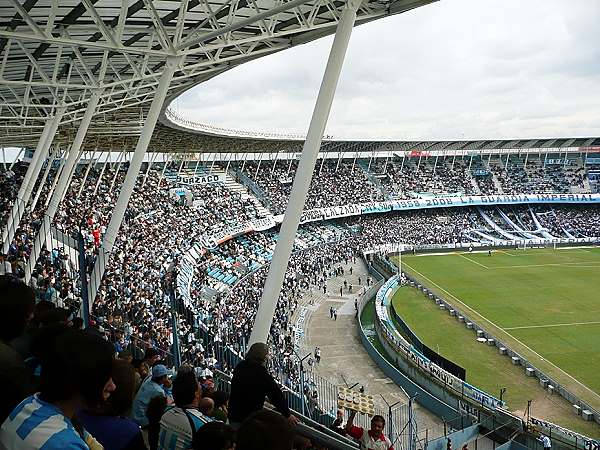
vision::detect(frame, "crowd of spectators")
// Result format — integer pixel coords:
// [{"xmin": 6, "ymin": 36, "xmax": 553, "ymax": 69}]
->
[
  {"xmin": 237, "ymin": 160, "xmax": 384, "ymax": 215},
  {"xmin": 535, "ymin": 205, "xmax": 600, "ymax": 238},
  {"xmin": 373, "ymin": 160, "xmax": 477, "ymax": 199},
  {"xmin": 234, "ymin": 156, "xmax": 596, "ymax": 214},
  {"xmin": 0, "ymin": 276, "xmax": 330, "ymax": 450},
  {"xmin": 3, "ymin": 152, "xmax": 600, "ymax": 449},
  {"xmin": 490, "ymin": 160, "xmax": 587, "ymax": 195}
]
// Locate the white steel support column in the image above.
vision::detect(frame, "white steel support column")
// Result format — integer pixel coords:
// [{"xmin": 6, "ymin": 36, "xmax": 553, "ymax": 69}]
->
[
  {"xmin": 286, "ymin": 154, "xmax": 294, "ymax": 176},
  {"xmin": 29, "ymin": 146, "xmax": 59, "ymax": 212},
  {"xmin": 93, "ymin": 155, "xmax": 110, "ymax": 195},
  {"xmin": 142, "ymin": 152, "xmax": 159, "ymax": 187},
  {"xmin": 157, "ymin": 153, "xmax": 170, "ymax": 192},
  {"xmin": 109, "ymin": 150, "xmax": 127, "ymax": 192},
  {"xmin": 2, "ymin": 108, "xmax": 64, "ymax": 253},
  {"xmin": 78, "ymin": 151, "xmax": 98, "ymax": 196},
  {"xmin": 89, "ymin": 55, "xmax": 183, "ymax": 301},
  {"xmin": 43, "ymin": 154, "xmax": 67, "ymax": 209},
  {"xmin": 249, "ymin": 0, "xmax": 359, "ymax": 346},
  {"xmin": 60, "ymin": 149, "xmax": 84, "ymax": 204},
  {"xmin": 255, "ymin": 152, "xmax": 263, "ymax": 178},
  {"xmin": 318, "ymin": 152, "xmax": 326, "ymax": 175},
  {"xmin": 25, "ymin": 91, "xmax": 101, "ymax": 282},
  {"xmin": 271, "ymin": 151, "xmax": 280, "ymax": 177},
  {"xmin": 225, "ymin": 153, "xmax": 232, "ymax": 174},
  {"xmin": 9, "ymin": 148, "xmax": 24, "ymax": 170},
  {"xmin": 335, "ymin": 151, "xmax": 343, "ymax": 172}
]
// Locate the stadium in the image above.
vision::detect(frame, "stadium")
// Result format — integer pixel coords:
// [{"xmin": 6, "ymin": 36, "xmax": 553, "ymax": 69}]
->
[{"xmin": 1, "ymin": 1, "xmax": 599, "ymax": 450}]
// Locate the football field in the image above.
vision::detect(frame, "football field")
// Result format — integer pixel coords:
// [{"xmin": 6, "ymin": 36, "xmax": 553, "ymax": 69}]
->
[{"xmin": 396, "ymin": 247, "xmax": 600, "ymax": 414}]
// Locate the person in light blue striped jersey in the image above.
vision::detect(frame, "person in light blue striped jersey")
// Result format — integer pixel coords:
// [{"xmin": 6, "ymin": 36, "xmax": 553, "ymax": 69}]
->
[
  {"xmin": 158, "ymin": 368, "xmax": 213, "ymax": 450},
  {"xmin": 0, "ymin": 329, "xmax": 116, "ymax": 450}
]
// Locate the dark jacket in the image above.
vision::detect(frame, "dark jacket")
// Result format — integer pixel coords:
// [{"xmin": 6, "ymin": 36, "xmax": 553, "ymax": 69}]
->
[{"xmin": 228, "ymin": 360, "xmax": 291, "ymax": 423}]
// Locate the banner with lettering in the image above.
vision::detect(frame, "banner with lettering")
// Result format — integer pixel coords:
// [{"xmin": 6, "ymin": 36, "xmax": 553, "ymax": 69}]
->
[
  {"xmin": 290, "ymin": 193, "xmax": 600, "ymax": 225},
  {"xmin": 200, "ymin": 216, "xmax": 277, "ymax": 250},
  {"xmin": 530, "ymin": 417, "xmax": 599, "ymax": 450},
  {"xmin": 375, "ymin": 277, "xmax": 505, "ymax": 411},
  {"xmin": 166, "ymin": 173, "xmax": 225, "ymax": 185}
]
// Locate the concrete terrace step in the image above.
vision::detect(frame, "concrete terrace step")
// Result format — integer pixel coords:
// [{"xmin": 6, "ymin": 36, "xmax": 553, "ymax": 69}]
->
[{"xmin": 211, "ymin": 166, "xmax": 272, "ymax": 217}]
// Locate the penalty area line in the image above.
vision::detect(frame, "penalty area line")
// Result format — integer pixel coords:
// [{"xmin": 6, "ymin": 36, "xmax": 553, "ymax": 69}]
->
[{"xmin": 457, "ymin": 253, "xmax": 489, "ymax": 269}]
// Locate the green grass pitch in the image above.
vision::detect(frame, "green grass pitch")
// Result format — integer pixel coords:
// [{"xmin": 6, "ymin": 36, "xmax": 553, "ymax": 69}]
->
[{"xmin": 392, "ymin": 247, "xmax": 600, "ymax": 436}]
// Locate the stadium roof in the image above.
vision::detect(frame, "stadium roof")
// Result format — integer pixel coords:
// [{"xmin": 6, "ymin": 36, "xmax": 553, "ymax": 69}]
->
[
  {"xmin": 0, "ymin": 0, "xmax": 437, "ymax": 148},
  {"xmin": 1, "ymin": 0, "xmax": 599, "ymax": 154}
]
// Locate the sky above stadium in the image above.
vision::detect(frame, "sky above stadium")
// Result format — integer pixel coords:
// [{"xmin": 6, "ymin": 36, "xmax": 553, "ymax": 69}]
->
[{"xmin": 175, "ymin": 0, "xmax": 600, "ymax": 141}]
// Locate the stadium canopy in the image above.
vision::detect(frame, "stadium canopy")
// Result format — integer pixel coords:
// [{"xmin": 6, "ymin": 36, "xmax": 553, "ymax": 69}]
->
[{"xmin": 0, "ymin": 0, "xmax": 438, "ymax": 151}]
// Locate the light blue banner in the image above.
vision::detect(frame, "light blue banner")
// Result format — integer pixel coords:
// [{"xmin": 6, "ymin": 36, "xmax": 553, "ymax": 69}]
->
[{"xmin": 295, "ymin": 193, "xmax": 600, "ymax": 224}]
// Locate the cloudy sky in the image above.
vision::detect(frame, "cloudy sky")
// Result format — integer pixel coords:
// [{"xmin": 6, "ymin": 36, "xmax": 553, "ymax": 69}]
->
[{"xmin": 174, "ymin": 0, "xmax": 600, "ymax": 141}]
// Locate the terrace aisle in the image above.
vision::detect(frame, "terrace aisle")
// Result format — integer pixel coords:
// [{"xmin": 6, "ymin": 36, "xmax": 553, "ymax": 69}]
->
[{"xmin": 296, "ymin": 257, "xmax": 445, "ymax": 440}]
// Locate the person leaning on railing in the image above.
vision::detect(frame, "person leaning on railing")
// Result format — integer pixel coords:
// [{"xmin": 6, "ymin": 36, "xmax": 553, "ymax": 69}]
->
[{"xmin": 227, "ymin": 343, "xmax": 299, "ymax": 429}]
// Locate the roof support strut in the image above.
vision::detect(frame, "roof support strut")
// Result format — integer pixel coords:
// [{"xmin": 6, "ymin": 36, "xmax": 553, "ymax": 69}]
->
[
  {"xmin": 249, "ymin": 0, "xmax": 360, "ymax": 346},
  {"xmin": 88, "ymin": 55, "xmax": 183, "ymax": 303}
]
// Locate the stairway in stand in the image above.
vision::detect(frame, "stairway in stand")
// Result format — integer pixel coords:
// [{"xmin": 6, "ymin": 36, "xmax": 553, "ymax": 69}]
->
[{"xmin": 211, "ymin": 165, "xmax": 273, "ymax": 217}]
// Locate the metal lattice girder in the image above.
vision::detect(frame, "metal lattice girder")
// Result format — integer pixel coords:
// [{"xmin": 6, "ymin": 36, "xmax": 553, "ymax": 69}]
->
[{"xmin": 0, "ymin": 0, "xmax": 438, "ymax": 146}]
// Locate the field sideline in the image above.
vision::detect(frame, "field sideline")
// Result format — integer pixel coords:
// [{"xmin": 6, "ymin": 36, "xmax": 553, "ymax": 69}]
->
[{"xmin": 395, "ymin": 247, "xmax": 600, "ymax": 414}]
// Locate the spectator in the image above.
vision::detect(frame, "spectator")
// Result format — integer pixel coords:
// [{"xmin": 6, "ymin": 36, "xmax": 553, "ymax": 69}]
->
[
  {"xmin": 158, "ymin": 368, "xmax": 212, "ymax": 450},
  {"xmin": 0, "ymin": 275, "xmax": 36, "ymax": 423},
  {"xmin": 146, "ymin": 396, "xmax": 168, "ymax": 450},
  {"xmin": 192, "ymin": 422, "xmax": 235, "ymax": 450},
  {"xmin": 78, "ymin": 359, "xmax": 147, "ymax": 450},
  {"xmin": 209, "ymin": 391, "xmax": 230, "ymax": 422},
  {"xmin": 345, "ymin": 410, "xmax": 394, "ymax": 450},
  {"xmin": 132, "ymin": 364, "xmax": 170, "ymax": 427},
  {"xmin": 0, "ymin": 329, "xmax": 115, "ymax": 449},
  {"xmin": 236, "ymin": 410, "xmax": 294, "ymax": 450},
  {"xmin": 329, "ymin": 409, "xmax": 347, "ymax": 436},
  {"xmin": 228, "ymin": 343, "xmax": 299, "ymax": 428},
  {"xmin": 199, "ymin": 398, "xmax": 215, "ymax": 417}
]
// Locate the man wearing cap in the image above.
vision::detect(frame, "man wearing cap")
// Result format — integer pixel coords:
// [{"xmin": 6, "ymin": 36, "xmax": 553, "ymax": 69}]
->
[{"xmin": 132, "ymin": 364, "xmax": 170, "ymax": 427}]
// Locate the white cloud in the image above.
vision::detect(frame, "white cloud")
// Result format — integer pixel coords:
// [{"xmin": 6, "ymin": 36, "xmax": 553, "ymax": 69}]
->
[{"xmin": 175, "ymin": 0, "xmax": 600, "ymax": 140}]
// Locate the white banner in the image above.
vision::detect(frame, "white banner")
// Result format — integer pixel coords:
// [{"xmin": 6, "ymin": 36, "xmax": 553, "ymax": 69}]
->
[
  {"xmin": 289, "ymin": 193, "xmax": 600, "ymax": 225},
  {"xmin": 530, "ymin": 417, "xmax": 599, "ymax": 450},
  {"xmin": 375, "ymin": 277, "xmax": 505, "ymax": 410},
  {"xmin": 167, "ymin": 173, "xmax": 225, "ymax": 185},
  {"xmin": 200, "ymin": 216, "xmax": 277, "ymax": 250}
]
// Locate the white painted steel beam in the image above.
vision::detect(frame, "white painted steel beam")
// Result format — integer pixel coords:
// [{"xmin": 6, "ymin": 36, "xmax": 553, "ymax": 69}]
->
[
  {"xmin": 88, "ymin": 55, "xmax": 183, "ymax": 302},
  {"xmin": 248, "ymin": 0, "xmax": 359, "ymax": 346},
  {"xmin": 25, "ymin": 91, "xmax": 101, "ymax": 281}
]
